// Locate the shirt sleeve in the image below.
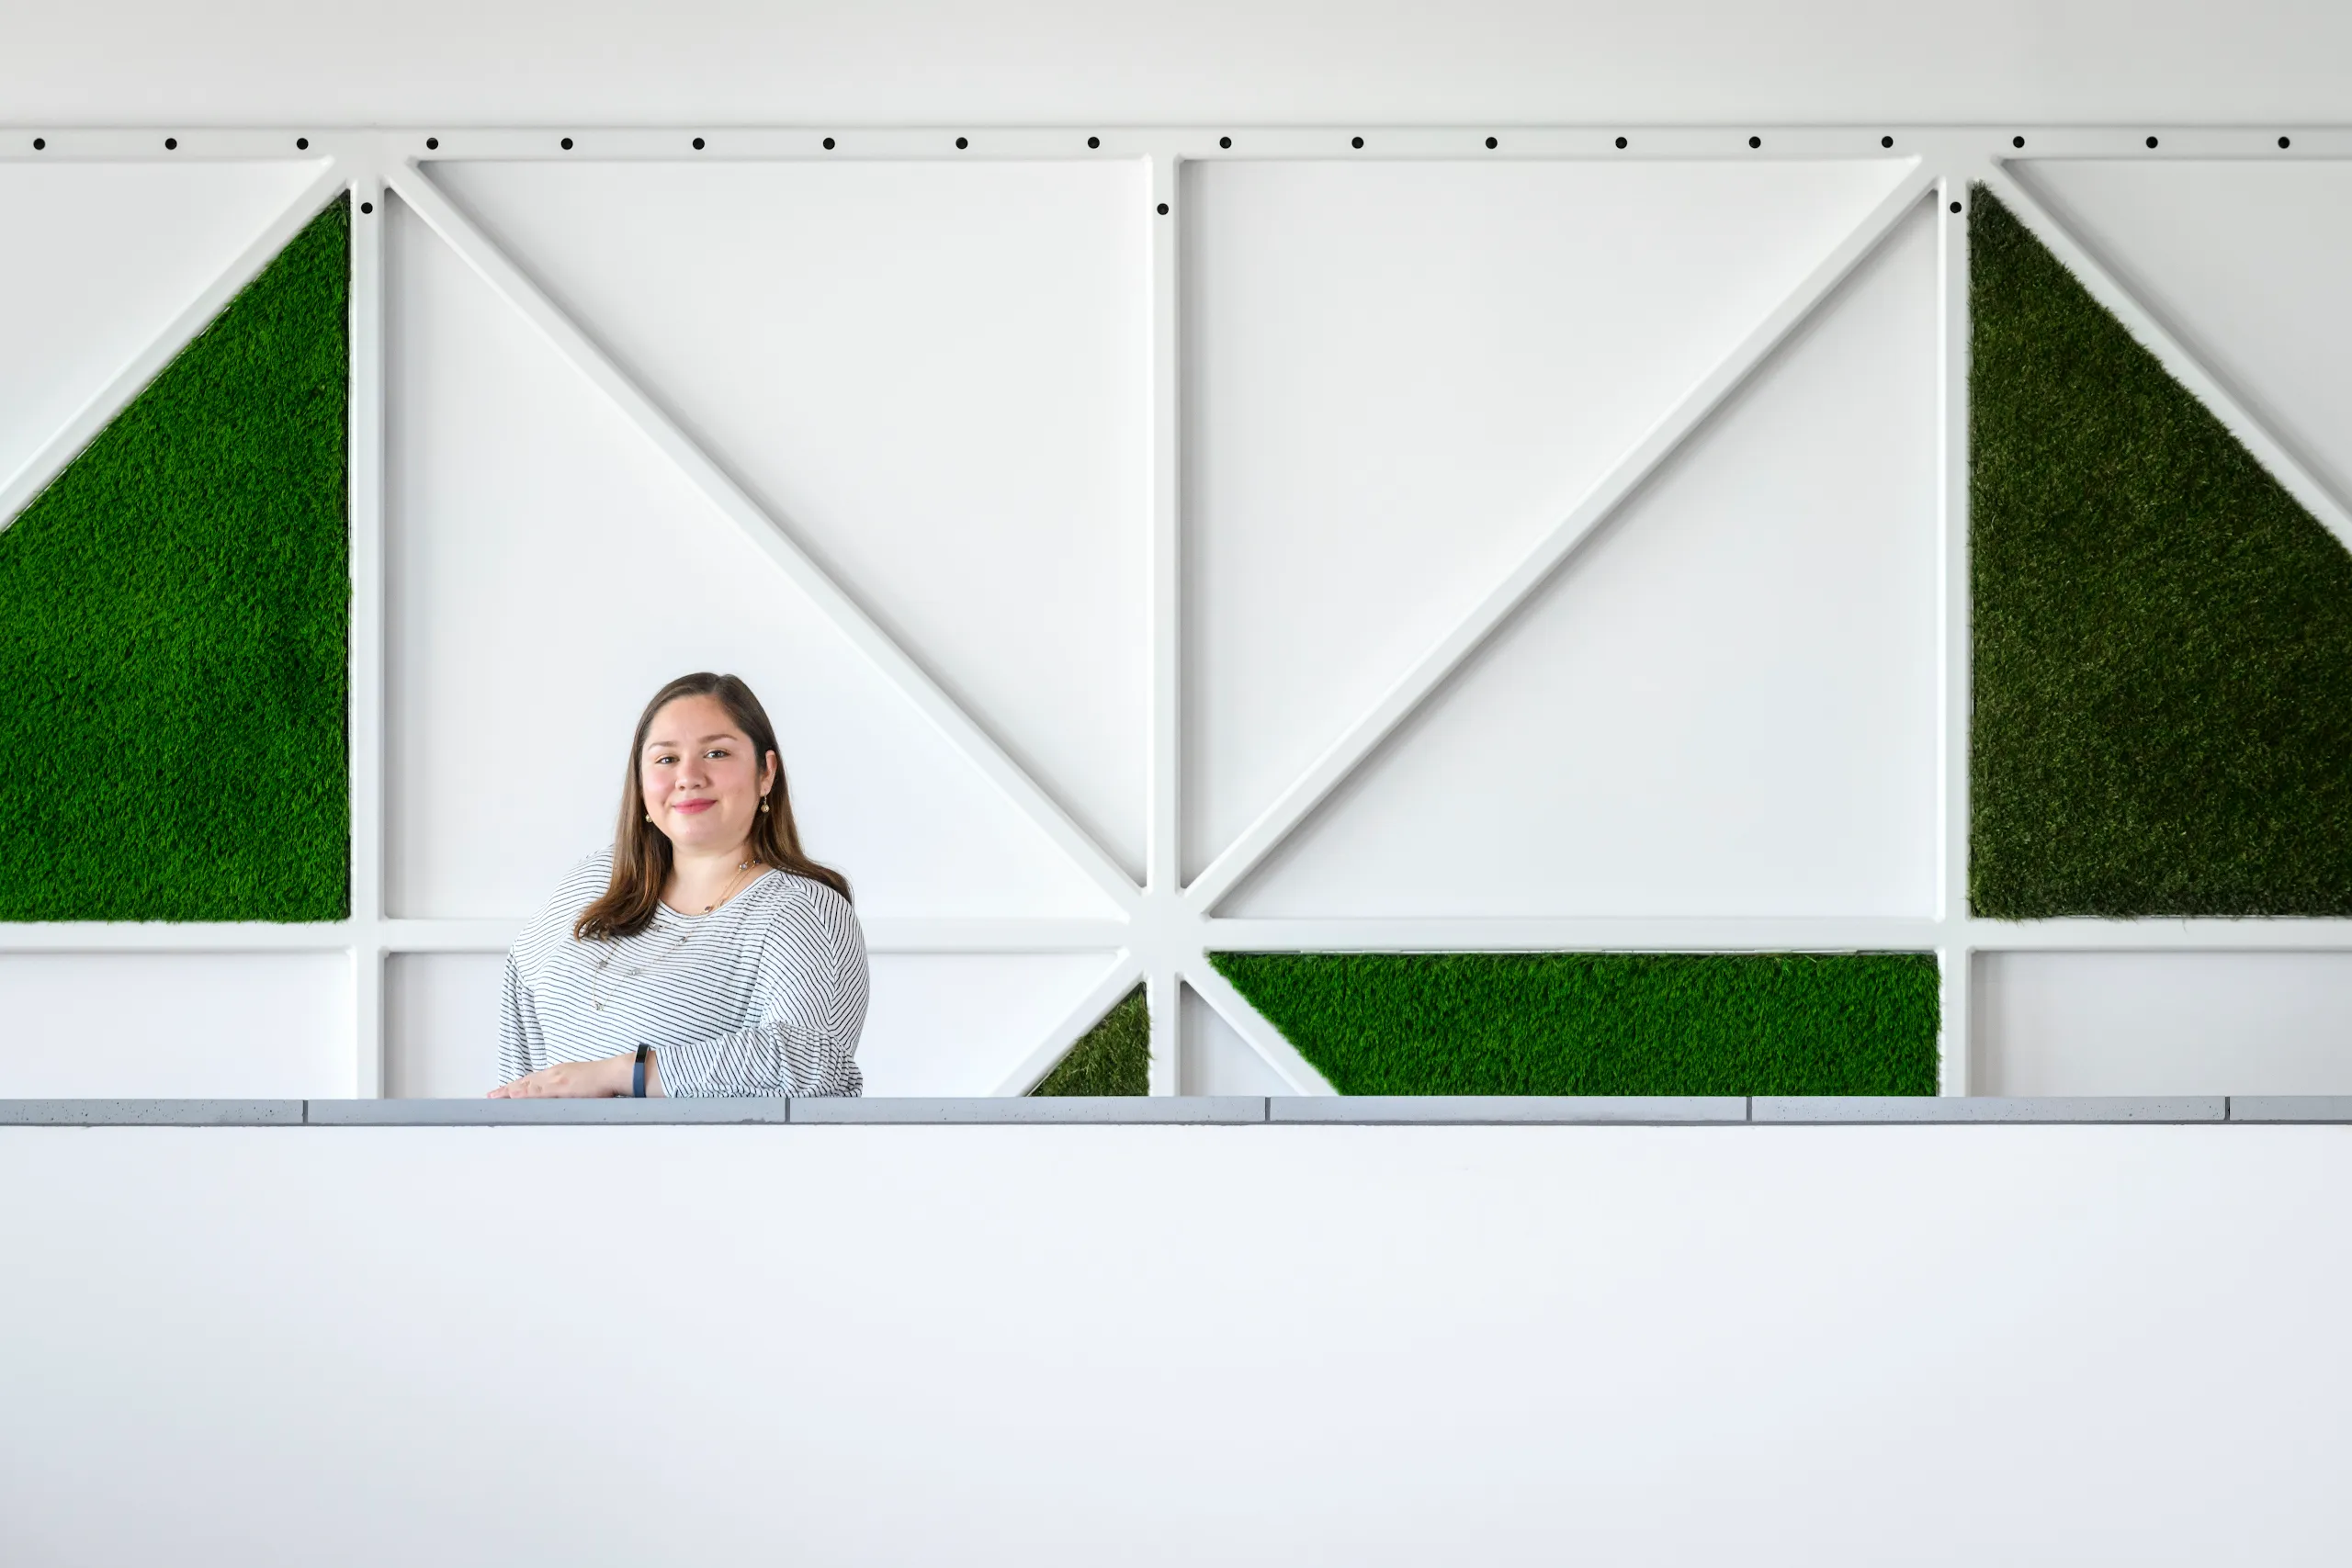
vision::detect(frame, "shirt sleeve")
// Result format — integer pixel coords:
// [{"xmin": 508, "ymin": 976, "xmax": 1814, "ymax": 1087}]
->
[
  {"xmin": 496, "ymin": 952, "xmax": 545, "ymax": 1088},
  {"xmin": 656, "ymin": 886, "xmax": 869, "ymax": 1099}
]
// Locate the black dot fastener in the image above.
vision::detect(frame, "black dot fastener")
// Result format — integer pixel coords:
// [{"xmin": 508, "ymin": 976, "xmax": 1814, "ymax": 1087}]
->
[
  {"xmin": 692, "ymin": 136, "xmax": 706, "ymax": 150},
  {"xmin": 361, "ymin": 201, "xmax": 375, "ymax": 215},
  {"xmin": 1950, "ymin": 200, "xmax": 1962, "ymax": 214},
  {"xmin": 2279, "ymin": 134, "xmax": 2293, "ymax": 149},
  {"xmin": 2013, "ymin": 135, "xmax": 2026, "ymax": 149},
  {"xmin": 1351, "ymin": 135, "xmax": 1363, "ymax": 149},
  {"xmin": 296, "ymin": 136, "xmax": 311, "ymax": 151},
  {"xmin": 955, "ymin": 136, "xmax": 968, "ymax": 149},
  {"xmin": 1088, "ymin": 135, "xmax": 1101, "ymax": 149},
  {"xmin": 32, "ymin": 137, "xmax": 45, "ymax": 151},
  {"xmin": 1218, "ymin": 135, "xmax": 1230, "ymax": 149},
  {"xmin": 1881, "ymin": 134, "xmax": 1894, "ymax": 149},
  {"xmin": 1485, "ymin": 136, "xmax": 1498, "ymax": 149},
  {"xmin": 1156, "ymin": 201, "xmax": 1170, "ymax": 215},
  {"xmin": 164, "ymin": 136, "xmax": 178, "ymax": 150},
  {"xmin": 1614, "ymin": 135, "xmax": 1627, "ymax": 149},
  {"xmin": 822, "ymin": 136, "xmax": 836, "ymax": 150},
  {"xmin": 1747, "ymin": 134, "xmax": 1761, "ymax": 149},
  {"xmin": 425, "ymin": 136, "xmax": 438, "ymax": 151},
  {"xmin": 560, "ymin": 136, "xmax": 574, "ymax": 150},
  {"xmin": 2145, "ymin": 134, "xmax": 2159, "ymax": 148}
]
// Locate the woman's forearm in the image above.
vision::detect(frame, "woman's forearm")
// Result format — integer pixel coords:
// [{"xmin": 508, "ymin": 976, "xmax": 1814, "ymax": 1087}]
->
[{"xmin": 656, "ymin": 1021, "xmax": 859, "ymax": 1098}]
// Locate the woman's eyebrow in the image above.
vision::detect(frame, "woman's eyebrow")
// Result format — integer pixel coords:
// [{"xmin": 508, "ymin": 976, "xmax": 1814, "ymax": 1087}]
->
[{"xmin": 644, "ymin": 732, "xmax": 743, "ymax": 750}]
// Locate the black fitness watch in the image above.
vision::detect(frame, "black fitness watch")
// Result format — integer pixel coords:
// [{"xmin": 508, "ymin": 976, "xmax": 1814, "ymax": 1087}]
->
[{"xmin": 632, "ymin": 1043, "xmax": 650, "ymax": 1099}]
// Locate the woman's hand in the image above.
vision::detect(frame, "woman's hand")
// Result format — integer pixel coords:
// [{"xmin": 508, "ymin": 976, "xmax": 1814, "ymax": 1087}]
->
[{"xmin": 489, "ymin": 1051, "xmax": 650, "ymax": 1099}]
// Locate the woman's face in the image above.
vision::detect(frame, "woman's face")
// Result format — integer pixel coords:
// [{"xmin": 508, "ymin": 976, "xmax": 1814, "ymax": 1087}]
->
[{"xmin": 639, "ymin": 694, "xmax": 778, "ymax": 854}]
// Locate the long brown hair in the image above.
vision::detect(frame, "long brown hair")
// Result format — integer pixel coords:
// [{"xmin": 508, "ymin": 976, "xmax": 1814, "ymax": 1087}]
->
[{"xmin": 573, "ymin": 671, "xmax": 850, "ymax": 941}]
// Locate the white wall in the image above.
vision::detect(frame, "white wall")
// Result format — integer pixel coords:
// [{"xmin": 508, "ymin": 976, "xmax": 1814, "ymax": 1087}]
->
[
  {"xmin": 7, "ymin": 6, "xmax": 2352, "ymax": 1101},
  {"xmin": 3, "ymin": 1122, "xmax": 2348, "ymax": 1566},
  {"xmin": 6, "ymin": 0, "xmax": 2352, "ymax": 124},
  {"xmin": 1975, "ymin": 953, "xmax": 2352, "ymax": 1096},
  {"xmin": 11, "ymin": 132, "xmax": 2352, "ymax": 1095}
]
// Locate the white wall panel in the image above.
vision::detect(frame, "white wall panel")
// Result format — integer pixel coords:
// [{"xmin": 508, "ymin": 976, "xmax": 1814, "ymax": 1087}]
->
[
  {"xmin": 1227, "ymin": 203, "xmax": 1940, "ymax": 917},
  {"xmin": 384, "ymin": 193, "xmax": 1123, "ymax": 922},
  {"xmin": 429, "ymin": 160, "xmax": 1151, "ymax": 877},
  {"xmin": 1975, "ymin": 952, "xmax": 2352, "ymax": 1096},
  {"xmin": 0, "ymin": 953, "xmax": 349, "ymax": 1097},
  {"xmin": 386, "ymin": 953, "xmax": 504, "ymax": 1098},
  {"xmin": 864, "ymin": 952, "xmax": 1125, "ymax": 1096},
  {"xmin": 2017, "ymin": 159, "xmax": 2352, "ymax": 507},
  {"xmin": 1181, "ymin": 156, "xmax": 1913, "ymax": 881},
  {"xmin": 1180, "ymin": 980, "xmax": 1292, "ymax": 1096},
  {"xmin": 0, "ymin": 161, "xmax": 318, "ymax": 500},
  {"xmin": 6, "ymin": 1123, "xmax": 2349, "ymax": 1564},
  {"xmin": 9, "ymin": 3, "xmax": 2350, "ymax": 127}
]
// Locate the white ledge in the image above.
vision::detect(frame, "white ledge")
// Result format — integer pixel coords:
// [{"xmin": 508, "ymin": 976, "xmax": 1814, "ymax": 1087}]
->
[{"xmin": 1, "ymin": 1096, "xmax": 2342, "ymax": 1126}]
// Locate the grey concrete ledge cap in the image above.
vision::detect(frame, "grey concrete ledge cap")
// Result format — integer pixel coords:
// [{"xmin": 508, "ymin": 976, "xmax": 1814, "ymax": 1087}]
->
[
  {"xmin": 1270, "ymin": 1096, "xmax": 1748, "ymax": 1124},
  {"xmin": 2228, "ymin": 1096, "xmax": 2352, "ymax": 1122},
  {"xmin": 1754, "ymin": 1096, "xmax": 2226, "ymax": 1123},
  {"xmin": 308, "ymin": 1098, "xmax": 794, "ymax": 1125},
  {"xmin": 790, "ymin": 1096, "xmax": 1268, "ymax": 1124},
  {"xmin": 0, "ymin": 1099, "xmax": 305, "ymax": 1126}
]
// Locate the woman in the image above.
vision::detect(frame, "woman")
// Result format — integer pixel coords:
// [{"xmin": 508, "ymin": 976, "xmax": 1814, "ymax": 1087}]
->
[{"xmin": 492, "ymin": 671, "xmax": 866, "ymax": 1098}]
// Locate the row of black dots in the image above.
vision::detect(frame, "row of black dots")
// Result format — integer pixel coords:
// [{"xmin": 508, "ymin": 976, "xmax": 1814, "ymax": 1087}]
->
[{"xmin": 9, "ymin": 130, "xmax": 2312, "ymax": 157}]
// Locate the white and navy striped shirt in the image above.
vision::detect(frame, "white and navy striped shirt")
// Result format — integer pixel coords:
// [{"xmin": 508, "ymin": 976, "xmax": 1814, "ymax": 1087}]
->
[{"xmin": 498, "ymin": 848, "xmax": 867, "ymax": 1097}]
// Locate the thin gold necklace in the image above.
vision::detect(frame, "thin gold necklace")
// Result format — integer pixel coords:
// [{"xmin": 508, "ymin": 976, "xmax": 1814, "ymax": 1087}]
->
[{"xmin": 590, "ymin": 855, "xmax": 763, "ymax": 1013}]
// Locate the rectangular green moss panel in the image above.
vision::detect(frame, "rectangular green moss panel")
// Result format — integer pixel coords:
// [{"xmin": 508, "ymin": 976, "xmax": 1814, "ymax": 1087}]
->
[
  {"xmin": 1211, "ymin": 953, "xmax": 1939, "ymax": 1096},
  {"xmin": 1970, "ymin": 186, "xmax": 2352, "ymax": 917},
  {"xmin": 1030, "ymin": 986, "xmax": 1148, "ymax": 1096},
  {"xmin": 0, "ymin": 198, "xmax": 350, "ymax": 921}
]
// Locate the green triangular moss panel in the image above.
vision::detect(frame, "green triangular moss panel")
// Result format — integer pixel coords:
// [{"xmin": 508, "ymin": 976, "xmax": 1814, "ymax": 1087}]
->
[
  {"xmin": 0, "ymin": 197, "xmax": 350, "ymax": 920},
  {"xmin": 1970, "ymin": 186, "xmax": 2352, "ymax": 917},
  {"xmin": 1031, "ymin": 985, "xmax": 1148, "ymax": 1096},
  {"xmin": 1209, "ymin": 953, "xmax": 1939, "ymax": 1096}
]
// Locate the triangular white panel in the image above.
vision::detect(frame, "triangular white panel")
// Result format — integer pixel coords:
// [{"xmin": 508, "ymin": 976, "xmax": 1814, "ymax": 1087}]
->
[
  {"xmin": 1179, "ymin": 982, "xmax": 1294, "ymax": 1096},
  {"xmin": 426, "ymin": 160, "xmax": 1150, "ymax": 879},
  {"xmin": 1227, "ymin": 204, "xmax": 1941, "ymax": 918},
  {"xmin": 385, "ymin": 196, "xmax": 1125, "ymax": 920},
  {"xmin": 0, "ymin": 161, "xmax": 321, "ymax": 499},
  {"xmin": 1182, "ymin": 157, "xmax": 1918, "ymax": 880},
  {"xmin": 865, "ymin": 953, "xmax": 1127, "ymax": 1096},
  {"xmin": 2018, "ymin": 159, "xmax": 2352, "ymax": 508}
]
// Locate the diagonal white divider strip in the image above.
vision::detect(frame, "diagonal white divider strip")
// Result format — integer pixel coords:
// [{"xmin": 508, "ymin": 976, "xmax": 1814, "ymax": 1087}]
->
[
  {"xmin": 989, "ymin": 952, "xmax": 1146, "ymax": 1095},
  {"xmin": 385, "ymin": 164, "xmax": 1143, "ymax": 914},
  {"xmin": 1182, "ymin": 958, "xmax": 1338, "ymax": 1096},
  {"xmin": 1985, "ymin": 164, "xmax": 2352, "ymax": 555},
  {"xmin": 1182, "ymin": 163, "xmax": 1939, "ymax": 912},
  {"xmin": 0, "ymin": 160, "xmax": 349, "ymax": 534}
]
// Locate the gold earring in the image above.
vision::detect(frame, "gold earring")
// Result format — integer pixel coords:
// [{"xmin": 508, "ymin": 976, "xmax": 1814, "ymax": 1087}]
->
[
  {"xmin": 644, "ymin": 814, "xmax": 653, "ymax": 823},
  {"xmin": 760, "ymin": 797, "xmax": 770, "ymax": 813}
]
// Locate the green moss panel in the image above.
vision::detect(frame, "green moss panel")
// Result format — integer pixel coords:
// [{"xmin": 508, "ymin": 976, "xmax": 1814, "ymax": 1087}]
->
[
  {"xmin": 1031, "ymin": 985, "xmax": 1149, "ymax": 1096},
  {"xmin": 1210, "ymin": 953, "xmax": 1939, "ymax": 1096},
  {"xmin": 1970, "ymin": 186, "xmax": 2352, "ymax": 917},
  {"xmin": 0, "ymin": 197, "xmax": 350, "ymax": 921}
]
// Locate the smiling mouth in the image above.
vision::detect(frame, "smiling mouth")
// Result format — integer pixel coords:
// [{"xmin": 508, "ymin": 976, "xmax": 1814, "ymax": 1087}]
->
[{"xmin": 673, "ymin": 799, "xmax": 717, "ymax": 815}]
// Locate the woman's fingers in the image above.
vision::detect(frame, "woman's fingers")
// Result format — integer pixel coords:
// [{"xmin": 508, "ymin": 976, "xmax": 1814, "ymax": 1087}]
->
[{"xmin": 487, "ymin": 1062, "xmax": 622, "ymax": 1100}]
